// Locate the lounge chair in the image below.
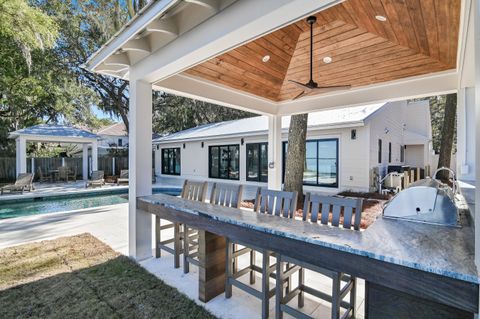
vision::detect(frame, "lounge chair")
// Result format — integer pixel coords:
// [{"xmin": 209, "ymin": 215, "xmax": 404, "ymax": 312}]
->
[
  {"xmin": 1, "ymin": 173, "xmax": 34, "ymax": 195},
  {"xmin": 86, "ymin": 170, "xmax": 105, "ymax": 188},
  {"xmin": 117, "ymin": 170, "xmax": 129, "ymax": 185}
]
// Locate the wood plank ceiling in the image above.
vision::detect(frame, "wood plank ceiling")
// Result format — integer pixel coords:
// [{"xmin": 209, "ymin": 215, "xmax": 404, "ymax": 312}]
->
[{"xmin": 183, "ymin": 0, "xmax": 461, "ymax": 102}]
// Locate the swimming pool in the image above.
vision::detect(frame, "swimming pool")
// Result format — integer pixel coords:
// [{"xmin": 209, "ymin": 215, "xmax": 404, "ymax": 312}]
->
[{"xmin": 0, "ymin": 188, "xmax": 181, "ymax": 220}]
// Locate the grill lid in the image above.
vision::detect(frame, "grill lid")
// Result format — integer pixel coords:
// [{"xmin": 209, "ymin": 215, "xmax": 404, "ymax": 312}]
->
[{"xmin": 383, "ymin": 178, "xmax": 459, "ymax": 227}]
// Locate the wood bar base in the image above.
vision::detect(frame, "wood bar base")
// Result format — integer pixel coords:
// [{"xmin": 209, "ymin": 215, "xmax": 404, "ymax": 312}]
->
[
  {"xmin": 365, "ymin": 282, "xmax": 474, "ymax": 319},
  {"xmin": 198, "ymin": 230, "xmax": 226, "ymax": 302}
]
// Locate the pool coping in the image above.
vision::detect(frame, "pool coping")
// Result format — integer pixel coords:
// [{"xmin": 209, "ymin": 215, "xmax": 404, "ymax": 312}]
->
[{"xmin": 0, "ymin": 184, "xmax": 181, "ymax": 203}]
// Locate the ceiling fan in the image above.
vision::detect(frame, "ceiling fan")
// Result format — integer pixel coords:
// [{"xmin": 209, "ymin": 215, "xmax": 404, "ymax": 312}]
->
[{"xmin": 289, "ymin": 16, "xmax": 351, "ymax": 100}]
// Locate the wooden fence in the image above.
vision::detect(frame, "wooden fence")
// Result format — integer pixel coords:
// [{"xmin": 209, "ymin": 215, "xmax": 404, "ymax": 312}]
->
[{"xmin": 0, "ymin": 156, "xmax": 129, "ymax": 182}]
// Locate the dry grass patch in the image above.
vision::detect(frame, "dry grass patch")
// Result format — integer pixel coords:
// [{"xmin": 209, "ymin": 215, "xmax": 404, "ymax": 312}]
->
[{"xmin": 0, "ymin": 233, "xmax": 216, "ymax": 319}]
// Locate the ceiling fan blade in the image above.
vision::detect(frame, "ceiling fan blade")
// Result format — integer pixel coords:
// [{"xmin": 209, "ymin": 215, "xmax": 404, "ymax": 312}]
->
[
  {"xmin": 292, "ymin": 90, "xmax": 308, "ymax": 100},
  {"xmin": 288, "ymin": 79, "xmax": 312, "ymax": 90}
]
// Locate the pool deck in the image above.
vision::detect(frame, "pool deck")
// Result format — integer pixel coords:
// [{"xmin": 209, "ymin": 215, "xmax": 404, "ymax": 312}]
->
[{"xmin": 0, "ymin": 202, "xmax": 365, "ymax": 318}]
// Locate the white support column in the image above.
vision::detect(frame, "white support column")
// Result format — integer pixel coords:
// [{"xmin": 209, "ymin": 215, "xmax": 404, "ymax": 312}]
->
[
  {"xmin": 91, "ymin": 141, "xmax": 98, "ymax": 171},
  {"xmin": 474, "ymin": 0, "xmax": 480, "ymax": 267},
  {"xmin": 129, "ymin": 79, "xmax": 153, "ymax": 260},
  {"xmin": 30, "ymin": 157, "xmax": 35, "ymax": 175},
  {"xmin": 267, "ymin": 115, "xmax": 282, "ymax": 190},
  {"xmin": 82, "ymin": 144, "xmax": 89, "ymax": 180},
  {"xmin": 61, "ymin": 158, "xmax": 65, "ymax": 167},
  {"xmin": 112, "ymin": 157, "xmax": 116, "ymax": 176},
  {"xmin": 15, "ymin": 137, "xmax": 27, "ymax": 176}
]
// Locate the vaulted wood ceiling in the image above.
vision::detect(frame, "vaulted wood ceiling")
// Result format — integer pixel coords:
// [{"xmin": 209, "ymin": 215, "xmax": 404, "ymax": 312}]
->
[{"xmin": 183, "ymin": 0, "xmax": 461, "ymax": 102}]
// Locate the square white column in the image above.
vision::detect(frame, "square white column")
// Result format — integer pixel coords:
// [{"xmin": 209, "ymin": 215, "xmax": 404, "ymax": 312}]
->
[
  {"xmin": 91, "ymin": 141, "xmax": 98, "ymax": 171},
  {"xmin": 16, "ymin": 137, "xmax": 27, "ymax": 176},
  {"xmin": 474, "ymin": 0, "xmax": 480, "ymax": 267},
  {"xmin": 267, "ymin": 115, "xmax": 282, "ymax": 190},
  {"xmin": 129, "ymin": 79, "xmax": 153, "ymax": 260},
  {"xmin": 82, "ymin": 144, "xmax": 89, "ymax": 180}
]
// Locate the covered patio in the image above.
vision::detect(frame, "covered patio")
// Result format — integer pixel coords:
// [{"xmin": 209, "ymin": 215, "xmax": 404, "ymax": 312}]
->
[
  {"xmin": 85, "ymin": 0, "xmax": 479, "ymax": 318},
  {"xmin": 9, "ymin": 124, "xmax": 99, "ymax": 180}
]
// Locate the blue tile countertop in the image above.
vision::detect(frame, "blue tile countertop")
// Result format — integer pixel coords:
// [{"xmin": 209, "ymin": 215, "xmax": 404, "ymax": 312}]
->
[{"xmin": 138, "ymin": 193, "xmax": 479, "ymax": 284}]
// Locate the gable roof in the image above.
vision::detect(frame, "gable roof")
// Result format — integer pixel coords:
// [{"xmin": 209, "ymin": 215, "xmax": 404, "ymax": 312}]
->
[
  {"xmin": 9, "ymin": 124, "xmax": 98, "ymax": 140},
  {"xmin": 154, "ymin": 103, "xmax": 385, "ymax": 143},
  {"xmin": 97, "ymin": 122, "xmax": 128, "ymax": 137}
]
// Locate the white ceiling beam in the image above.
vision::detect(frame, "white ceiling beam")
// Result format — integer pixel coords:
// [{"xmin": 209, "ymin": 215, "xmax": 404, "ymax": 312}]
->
[
  {"xmin": 184, "ymin": 0, "xmax": 220, "ymax": 11},
  {"xmin": 130, "ymin": 0, "xmax": 341, "ymax": 82},
  {"xmin": 122, "ymin": 38, "xmax": 151, "ymax": 53},
  {"xmin": 103, "ymin": 53, "xmax": 131, "ymax": 66},
  {"xmin": 154, "ymin": 74, "xmax": 278, "ymax": 115},
  {"xmin": 146, "ymin": 17, "xmax": 178, "ymax": 36},
  {"xmin": 277, "ymin": 71, "xmax": 459, "ymax": 115}
]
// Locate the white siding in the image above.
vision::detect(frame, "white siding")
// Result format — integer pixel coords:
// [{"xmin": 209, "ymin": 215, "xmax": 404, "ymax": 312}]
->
[{"xmin": 155, "ymin": 125, "xmax": 371, "ymax": 193}]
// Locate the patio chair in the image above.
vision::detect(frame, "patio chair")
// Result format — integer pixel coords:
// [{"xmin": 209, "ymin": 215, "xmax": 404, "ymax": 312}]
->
[
  {"xmin": 1, "ymin": 173, "xmax": 34, "ymax": 195},
  {"xmin": 85, "ymin": 170, "xmax": 105, "ymax": 188},
  {"xmin": 67, "ymin": 167, "xmax": 77, "ymax": 182},
  {"xmin": 117, "ymin": 169, "xmax": 129, "ymax": 185},
  {"xmin": 58, "ymin": 166, "xmax": 69, "ymax": 182},
  {"xmin": 275, "ymin": 193, "xmax": 363, "ymax": 319},
  {"xmin": 183, "ymin": 182, "xmax": 243, "ymax": 274},
  {"xmin": 225, "ymin": 188, "xmax": 298, "ymax": 319},
  {"xmin": 36, "ymin": 167, "xmax": 51, "ymax": 183},
  {"xmin": 154, "ymin": 180, "xmax": 207, "ymax": 268}
]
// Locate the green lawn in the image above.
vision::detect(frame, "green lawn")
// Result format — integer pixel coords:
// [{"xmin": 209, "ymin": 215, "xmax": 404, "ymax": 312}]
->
[{"xmin": 0, "ymin": 233, "xmax": 216, "ymax": 319}]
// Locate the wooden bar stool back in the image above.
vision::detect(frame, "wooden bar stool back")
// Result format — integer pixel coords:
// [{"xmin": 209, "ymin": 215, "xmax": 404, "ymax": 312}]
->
[
  {"xmin": 183, "ymin": 182, "xmax": 243, "ymax": 273},
  {"xmin": 154, "ymin": 180, "xmax": 207, "ymax": 269},
  {"xmin": 275, "ymin": 193, "xmax": 363, "ymax": 319},
  {"xmin": 226, "ymin": 188, "xmax": 298, "ymax": 319}
]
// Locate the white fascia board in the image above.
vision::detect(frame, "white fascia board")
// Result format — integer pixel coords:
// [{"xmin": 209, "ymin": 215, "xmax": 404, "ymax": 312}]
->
[
  {"xmin": 152, "ymin": 122, "xmax": 365, "ymax": 145},
  {"xmin": 85, "ymin": 0, "xmax": 179, "ymax": 71},
  {"xmin": 153, "ymin": 74, "xmax": 277, "ymax": 115},
  {"xmin": 131, "ymin": 0, "xmax": 340, "ymax": 82},
  {"xmin": 11, "ymin": 135, "xmax": 98, "ymax": 144},
  {"xmin": 276, "ymin": 70, "xmax": 459, "ymax": 116}
]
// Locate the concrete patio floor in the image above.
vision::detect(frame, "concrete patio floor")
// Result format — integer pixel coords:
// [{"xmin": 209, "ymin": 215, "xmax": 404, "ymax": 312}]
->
[{"xmin": 0, "ymin": 202, "xmax": 365, "ymax": 318}]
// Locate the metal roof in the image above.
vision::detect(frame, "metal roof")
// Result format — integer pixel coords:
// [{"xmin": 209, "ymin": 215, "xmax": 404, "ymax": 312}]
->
[
  {"xmin": 153, "ymin": 103, "xmax": 386, "ymax": 143},
  {"xmin": 9, "ymin": 124, "xmax": 99, "ymax": 140}
]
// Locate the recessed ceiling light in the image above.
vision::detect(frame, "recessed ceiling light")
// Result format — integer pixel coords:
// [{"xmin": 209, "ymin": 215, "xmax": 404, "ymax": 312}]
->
[
  {"xmin": 323, "ymin": 56, "xmax": 332, "ymax": 64},
  {"xmin": 375, "ymin": 15, "xmax": 387, "ymax": 22},
  {"xmin": 262, "ymin": 55, "xmax": 270, "ymax": 63}
]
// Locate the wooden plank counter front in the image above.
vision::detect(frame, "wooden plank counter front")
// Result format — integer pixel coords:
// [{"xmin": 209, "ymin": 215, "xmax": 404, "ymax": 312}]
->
[{"xmin": 138, "ymin": 194, "xmax": 479, "ymax": 318}]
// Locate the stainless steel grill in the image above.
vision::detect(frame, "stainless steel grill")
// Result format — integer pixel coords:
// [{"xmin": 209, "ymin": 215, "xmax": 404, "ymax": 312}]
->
[{"xmin": 383, "ymin": 168, "xmax": 459, "ymax": 227}]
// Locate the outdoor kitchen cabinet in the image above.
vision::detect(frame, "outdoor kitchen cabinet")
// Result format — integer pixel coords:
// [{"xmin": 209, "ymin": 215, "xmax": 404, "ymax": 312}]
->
[{"xmin": 138, "ymin": 194, "xmax": 479, "ymax": 319}]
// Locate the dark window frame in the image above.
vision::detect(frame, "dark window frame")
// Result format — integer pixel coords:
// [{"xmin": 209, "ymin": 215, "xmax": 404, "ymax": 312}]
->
[
  {"xmin": 282, "ymin": 138, "xmax": 339, "ymax": 188},
  {"xmin": 378, "ymin": 139, "xmax": 382, "ymax": 164},
  {"xmin": 161, "ymin": 147, "xmax": 181, "ymax": 176},
  {"xmin": 388, "ymin": 142, "xmax": 392, "ymax": 163},
  {"xmin": 245, "ymin": 142, "xmax": 268, "ymax": 183},
  {"xmin": 208, "ymin": 144, "xmax": 240, "ymax": 180},
  {"xmin": 118, "ymin": 138, "xmax": 123, "ymax": 147},
  {"xmin": 400, "ymin": 145, "xmax": 405, "ymax": 162}
]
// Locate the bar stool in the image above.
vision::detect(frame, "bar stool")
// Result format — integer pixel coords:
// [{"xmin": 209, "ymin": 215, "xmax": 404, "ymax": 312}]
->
[
  {"xmin": 225, "ymin": 188, "xmax": 298, "ymax": 319},
  {"xmin": 184, "ymin": 182, "xmax": 244, "ymax": 274},
  {"xmin": 154, "ymin": 180, "xmax": 207, "ymax": 268},
  {"xmin": 275, "ymin": 193, "xmax": 363, "ymax": 319}
]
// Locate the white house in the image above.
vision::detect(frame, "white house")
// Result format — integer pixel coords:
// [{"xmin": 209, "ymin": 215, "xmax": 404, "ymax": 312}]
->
[
  {"xmin": 96, "ymin": 122, "xmax": 128, "ymax": 155},
  {"xmin": 153, "ymin": 100, "xmax": 432, "ymax": 193}
]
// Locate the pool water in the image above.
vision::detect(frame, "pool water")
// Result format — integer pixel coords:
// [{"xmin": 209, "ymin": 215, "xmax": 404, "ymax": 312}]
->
[{"xmin": 0, "ymin": 189, "xmax": 180, "ymax": 220}]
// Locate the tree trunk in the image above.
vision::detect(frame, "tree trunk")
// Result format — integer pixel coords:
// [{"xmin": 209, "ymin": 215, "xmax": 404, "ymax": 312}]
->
[
  {"xmin": 284, "ymin": 113, "xmax": 308, "ymax": 204},
  {"xmin": 437, "ymin": 93, "xmax": 456, "ymax": 181}
]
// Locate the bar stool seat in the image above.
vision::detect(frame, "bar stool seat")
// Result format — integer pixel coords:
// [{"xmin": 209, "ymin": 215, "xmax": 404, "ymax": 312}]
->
[
  {"xmin": 225, "ymin": 188, "xmax": 298, "ymax": 319},
  {"xmin": 275, "ymin": 193, "xmax": 363, "ymax": 319}
]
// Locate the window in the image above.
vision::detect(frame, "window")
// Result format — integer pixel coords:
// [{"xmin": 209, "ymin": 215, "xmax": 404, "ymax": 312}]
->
[
  {"xmin": 118, "ymin": 138, "xmax": 123, "ymax": 146},
  {"xmin": 161, "ymin": 148, "xmax": 181, "ymax": 175},
  {"xmin": 388, "ymin": 142, "xmax": 392, "ymax": 163},
  {"xmin": 246, "ymin": 143, "xmax": 268, "ymax": 182},
  {"xmin": 378, "ymin": 139, "xmax": 382, "ymax": 164},
  {"xmin": 400, "ymin": 145, "xmax": 405, "ymax": 162},
  {"xmin": 209, "ymin": 145, "xmax": 240, "ymax": 180},
  {"xmin": 283, "ymin": 139, "xmax": 338, "ymax": 188}
]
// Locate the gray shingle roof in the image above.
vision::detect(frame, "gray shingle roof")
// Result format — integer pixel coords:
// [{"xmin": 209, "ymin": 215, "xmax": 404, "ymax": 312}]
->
[{"xmin": 10, "ymin": 124, "xmax": 98, "ymax": 140}]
